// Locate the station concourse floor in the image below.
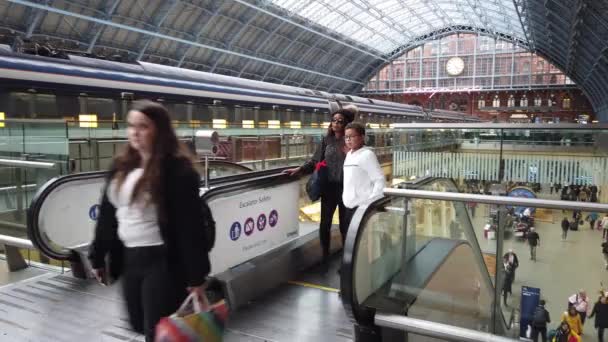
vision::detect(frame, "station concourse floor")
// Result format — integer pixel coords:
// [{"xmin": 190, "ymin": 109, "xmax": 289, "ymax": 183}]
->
[
  {"xmin": 0, "ymin": 253, "xmax": 350, "ymax": 342},
  {"xmin": 471, "ymin": 198, "xmax": 608, "ymax": 340}
]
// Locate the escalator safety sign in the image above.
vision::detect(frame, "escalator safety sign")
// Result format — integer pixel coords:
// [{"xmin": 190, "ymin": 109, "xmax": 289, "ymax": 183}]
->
[
  {"xmin": 230, "ymin": 222, "xmax": 242, "ymax": 241},
  {"xmin": 257, "ymin": 214, "xmax": 267, "ymax": 231},
  {"xmin": 89, "ymin": 204, "xmax": 100, "ymax": 221},
  {"xmin": 244, "ymin": 217, "xmax": 255, "ymax": 236},
  {"xmin": 269, "ymin": 210, "xmax": 278, "ymax": 227}
]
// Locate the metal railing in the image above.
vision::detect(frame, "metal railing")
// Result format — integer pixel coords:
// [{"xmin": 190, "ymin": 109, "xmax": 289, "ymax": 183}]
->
[
  {"xmin": 0, "ymin": 234, "xmax": 35, "ymax": 271},
  {"xmin": 375, "ymin": 314, "xmax": 518, "ymax": 342},
  {"xmin": 383, "ymin": 188, "xmax": 608, "ymax": 212}
]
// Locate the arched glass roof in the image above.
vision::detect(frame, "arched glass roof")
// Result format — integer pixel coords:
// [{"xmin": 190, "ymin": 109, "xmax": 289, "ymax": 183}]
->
[
  {"xmin": 1, "ymin": 0, "xmax": 608, "ymax": 120},
  {"xmin": 270, "ymin": 0, "xmax": 526, "ymax": 54}
]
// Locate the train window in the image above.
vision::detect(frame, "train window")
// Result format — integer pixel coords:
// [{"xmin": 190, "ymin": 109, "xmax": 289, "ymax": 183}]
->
[
  {"xmin": 56, "ymin": 95, "xmax": 80, "ymax": 118},
  {"xmin": 209, "ymin": 105, "xmax": 230, "ymax": 123},
  {"xmin": 345, "ymin": 96, "xmax": 353, "ymax": 101},
  {"xmin": 193, "ymin": 104, "xmax": 212, "ymax": 123},
  {"xmin": 367, "ymin": 99, "xmax": 374, "ymax": 104},
  {"xmin": 33, "ymin": 94, "xmax": 58, "ymax": 118},
  {"xmin": 259, "ymin": 108, "xmax": 274, "ymax": 123},
  {"xmin": 86, "ymin": 97, "xmax": 116, "ymax": 119},
  {"xmin": 8, "ymin": 92, "xmax": 31, "ymax": 118},
  {"xmin": 166, "ymin": 103, "xmax": 189, "ymax": 121}
]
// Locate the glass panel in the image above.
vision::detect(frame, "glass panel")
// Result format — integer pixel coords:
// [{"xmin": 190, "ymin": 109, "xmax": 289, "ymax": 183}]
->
[{"xmin": 352, "ymin": 192, "xmax": 496, "ymax": 333}]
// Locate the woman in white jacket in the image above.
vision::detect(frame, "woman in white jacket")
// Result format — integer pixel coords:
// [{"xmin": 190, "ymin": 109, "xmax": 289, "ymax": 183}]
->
[{"xmin": 342, "ymin": 122, "xmax": 385, "ymax": 228}]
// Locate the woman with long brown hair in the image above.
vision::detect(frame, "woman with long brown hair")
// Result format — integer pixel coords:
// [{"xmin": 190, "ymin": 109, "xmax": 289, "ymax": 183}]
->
[
  {"xmin": 89, "ymin": 100, "xmax": 210, "ymax": 341},
  {"xmin": 284, "ymin": 105, "xmax": 357, "ymax": 272}
]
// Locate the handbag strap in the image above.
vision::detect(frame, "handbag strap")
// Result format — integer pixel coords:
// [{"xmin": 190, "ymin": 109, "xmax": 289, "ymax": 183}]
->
[{"xmin": 176, "ymin": 287, "xmax": 212, "ymax": 315}]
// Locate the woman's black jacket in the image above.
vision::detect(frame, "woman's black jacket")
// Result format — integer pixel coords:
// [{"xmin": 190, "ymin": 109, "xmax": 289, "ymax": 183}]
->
[{"xmin": 88, "ymin": 156, "xmax": 211, "ymax": 287}]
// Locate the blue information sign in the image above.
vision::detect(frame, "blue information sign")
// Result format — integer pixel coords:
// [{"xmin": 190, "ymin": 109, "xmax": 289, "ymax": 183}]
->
[
  {"xmin": 229, "ymin": 222, "xmax": 242, "ymax": 241},
  {"xmin": 89, "ymin": 204, "xmax": 100, "ymax": 221},
  {"xmin": 519, "ymin": 286, "xmax": 541, "ymax": 338}
]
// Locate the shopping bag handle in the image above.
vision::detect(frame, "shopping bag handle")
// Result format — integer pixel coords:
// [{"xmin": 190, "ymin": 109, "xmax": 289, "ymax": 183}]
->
[{"xmin": 176, "ymin": 288, "xmax": 212, "ymax": 315}]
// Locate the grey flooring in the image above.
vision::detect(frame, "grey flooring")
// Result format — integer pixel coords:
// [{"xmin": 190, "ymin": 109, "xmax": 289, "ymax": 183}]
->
[
  {"xmin": 0, "ymin": 255, "xmax": 350, "ymax": 342},
  {"xmin": 471, "ymin": 194, "xmax": 608, "ymax": 341}
]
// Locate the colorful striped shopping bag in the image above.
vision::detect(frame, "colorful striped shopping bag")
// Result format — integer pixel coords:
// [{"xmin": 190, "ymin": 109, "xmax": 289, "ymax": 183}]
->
[{"xmin": 155, "ymin": 292, "xmax": 228, "ymax": 342}]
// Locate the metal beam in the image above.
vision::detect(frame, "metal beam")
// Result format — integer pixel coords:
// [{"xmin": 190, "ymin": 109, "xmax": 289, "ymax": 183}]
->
[
  {"xmin": 210, "ymin": 9, "xmax": 268, "ymax": 72},
  {"xmin": 231, "ymin": 0, "xmax": 386, "ymax": 61},
  {"xmin": 25, "ymin": 0, "xmax": 50, "ymax": 38},
  {"xmin": 86, "ymin": 0, "xmax": 121, "ymax": 53},
  {"xmin": 7, "ymin": 0, "xmax": 363, "ymax": 85},
  {"xmin": 137, "ymin": 0, "xmax": 180, "ymax": 60},
  {"xmin": 177, "ymin": 1, "xmax": 229, "ymax": 67}
]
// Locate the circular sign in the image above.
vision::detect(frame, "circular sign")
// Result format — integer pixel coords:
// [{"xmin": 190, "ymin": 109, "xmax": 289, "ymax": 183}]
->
[
  {"xmin": 229, "ymin": 222, "xmax": 242, "ymax": 241},
  {"xmin": 257, "ymin": 213, "xmax": 267, "ymax": 231},
  {"xmin": 507, "ymin": 186, "xmax": 537, "ymax": 215},
  {"xmin": 269, "ymin": 210, "xmax": 278, "ymax": 227},
  {"xmin": 89, "ymin": 204, "xmax": 100, "ymax": 221},
  {"xmin": 244, "ymin": 218, "xmax": 255, "ymax": 236}
]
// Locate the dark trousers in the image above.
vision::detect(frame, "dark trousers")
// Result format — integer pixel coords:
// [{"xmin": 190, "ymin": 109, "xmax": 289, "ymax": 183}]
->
[
  {"xmin": 579, "ymin": 311, "xmax": 587, "ymax": 325},
  {"xmin": 532, "ymin": 326, "xmax": 547, "ymax": 342},
  {"xmin": 319, "ymin": 182, "xmax": 347, "ymax": 259},
  {"xmin": 123, "ymin": 246, "xmax": 187, "ymax": 342},
  {"xmin": 343, "ymin": 206, "xmax": 358, "ymax": 235},
  {"xmin": 599, "ymin": 326, "xmax": 605, "ymax": 342}
]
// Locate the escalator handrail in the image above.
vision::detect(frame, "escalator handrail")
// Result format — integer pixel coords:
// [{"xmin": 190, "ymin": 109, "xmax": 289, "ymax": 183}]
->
[
  {"xmin": 27, "ymin": 163, "xmax": 296, "ymax": 261},
  {"xmin": 340, "ymin": 195, "xmax": 390, "ymax": 325},
  {"xmin": 340, "ymin": 178, "xmax": 515, "ymax": 332}
]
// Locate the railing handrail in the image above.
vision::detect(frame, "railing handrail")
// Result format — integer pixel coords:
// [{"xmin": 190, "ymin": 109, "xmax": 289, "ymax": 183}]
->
[
  {"xmin": 384, "ymin": 188, "xmax": 608, "ymax": 212},
  {"xmin": 0, "ymin": 158, "xmax": 57, "ymax": 169},
  {"xmin": 375, "ymin": 313, "xmax": 517, "ymax": 342},
  {"xmin": 0, "ymin": 234, "xmax": 34, "ymax": 249},
  {"xmin": 392, "ymin": 123, "xmax": 608, "ymax": 130}
]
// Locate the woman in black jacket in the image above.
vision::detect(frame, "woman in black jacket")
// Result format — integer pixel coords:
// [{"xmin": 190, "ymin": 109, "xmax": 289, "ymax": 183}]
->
[
  {"xmin": 285, "ymin": 105, "xmax": 357, "ymax": 270},
  {"xmin": 89, "ymin": 100, "xmax": 210, "ymax": 341},
  {"xmin": 589, "ymin": 295, "xmax": 608, "ymax": 342}
]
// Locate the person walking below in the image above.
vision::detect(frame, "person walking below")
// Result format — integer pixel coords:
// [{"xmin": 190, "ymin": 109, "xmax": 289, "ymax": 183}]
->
[
  {"xmin": 89, "ymin": 101, "xmax": 212, "ymax": 341},
  {"xmin": 569, "ymin": 290, "xmax": 590, "ymax": 325},
  {"xmin": 528, "ymin": 227, "xmax": 541, "ymax": 261},
  {"xmin": 285, "ymin": 105, "xmax": 357, "ymax": 271},
  {"xmin": 589, "ymin": 295, "xmax": 608, "ymax": 342},
  {"xmin": 531, "ymin": 299, "xmax": 551, "ymax": 342},
  {"xmin": 601, "ymin": 214, "xmax": 608, "ymax": 240},
  {"xmin": 561, "ymin": 306, "xmax": 584, "ymax": 336},
  {"xmin": 341, "ymin": 122, "xmax": 385, "ymax": 229},
  {"xmin": 503, "ymin": 249, "xmax": 519, "ymax": 280},
  {"xmin": 552, "ymin": 321, "xmax": 581, "ymax": 342},
  {"xmin": 587, "ymin": 212, "xmax": 600, "ymax": 230},
  {"xmin": 602, "ymin": 240, "xmax": 608, "ymax": 270},
  {"xmin": 502, "ymin": 262, "xmax": 514, "ymax": 306},
  {"xmin": 562, "ymin": 217, "xmax": 570, "ymax": 241}
]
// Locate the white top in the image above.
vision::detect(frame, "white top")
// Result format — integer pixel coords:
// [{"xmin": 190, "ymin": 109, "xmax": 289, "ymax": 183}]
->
[
  {"xmin": 342, "ymin": 146, "xmax": 385, "ymax": 209},
  {"xmin": 602, "ymin": 216, "xmax": 608, "ymax": 230},
  {"xmin": 568, "ymin": 293, "xmax": 588, "ymax": 313},
  {"xmin": 107, "ymin": 168, "xmax": 164, "ymax": 248}
]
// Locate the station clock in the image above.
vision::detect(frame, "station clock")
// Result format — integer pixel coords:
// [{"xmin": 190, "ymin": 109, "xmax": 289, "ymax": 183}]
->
[{"xmin": 446, "ymin": 57, "xmax": 465, "ymax": 76}]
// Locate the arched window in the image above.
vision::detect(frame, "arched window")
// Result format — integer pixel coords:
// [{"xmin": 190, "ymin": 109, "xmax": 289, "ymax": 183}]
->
[
  {"xmin": 478, "ymin": 98, "xmax": 486, "ymax": 108},
  {"xmin": 492, "ymin": 95, "xmax": 500, "ymax": 108},
  {"xmin": 563, "ymin": 97, "xmax": 571, "ymax": 109},
  {"xmin": 522, "ymin": 61, "xmax": 531, "ymax": 73},
  {"xmin": 534, "ymin": 96, "xmax": 542, "ymax": 107},
  {"xmin": 507, "ymin": 95, "xmax": 515, "ymax": 107},
  {"xmin": 520, "ymin": 95, "xmax": 528, "ymax": 107}
]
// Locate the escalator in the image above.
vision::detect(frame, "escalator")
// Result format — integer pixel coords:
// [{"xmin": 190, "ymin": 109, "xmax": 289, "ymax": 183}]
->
[
  {"xmin": 340, "ymin": 177, "xmax": 512, "ymax": 341},
  {"xmin": 6, "ymin": 161, "xmax": 344, "ymax": 340}
]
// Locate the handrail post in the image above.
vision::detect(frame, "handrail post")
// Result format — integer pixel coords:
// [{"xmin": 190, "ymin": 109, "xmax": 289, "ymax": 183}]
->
[{"xmin": 4, "ymin": 244, "xmax": 28, "ymax": 271}]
